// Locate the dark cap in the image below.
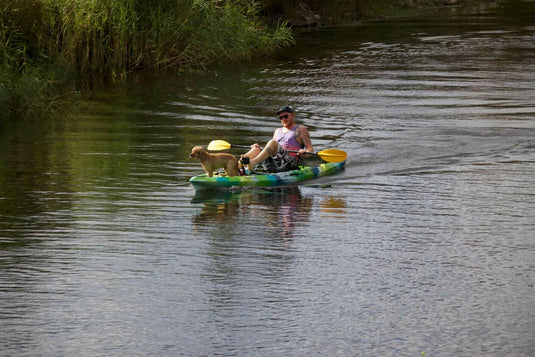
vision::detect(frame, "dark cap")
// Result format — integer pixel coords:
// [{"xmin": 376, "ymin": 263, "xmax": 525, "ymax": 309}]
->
[{"xmin": 276, "ymin": 106, "xmax": 293, "ymax": 115}]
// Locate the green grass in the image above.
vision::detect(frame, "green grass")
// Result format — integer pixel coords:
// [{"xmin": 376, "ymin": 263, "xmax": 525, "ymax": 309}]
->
[
  {"xmin": 38, "ymin": 0, "xmax": 294, "ymax": 74},
  {"xmin": 0, "ymin": 0, "xmax": 294, "ymax": 120}
]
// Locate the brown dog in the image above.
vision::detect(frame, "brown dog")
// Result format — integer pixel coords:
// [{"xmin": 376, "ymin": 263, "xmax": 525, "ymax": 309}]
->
[{"xmin": 189, "ymin": 146, "xmax": 239, "ymax": 177}]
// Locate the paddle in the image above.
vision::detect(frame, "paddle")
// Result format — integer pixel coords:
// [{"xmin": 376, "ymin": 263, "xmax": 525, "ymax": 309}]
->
[{"xmin": 207, "ymin": 140, "xmax": 347, "ymax": 163}]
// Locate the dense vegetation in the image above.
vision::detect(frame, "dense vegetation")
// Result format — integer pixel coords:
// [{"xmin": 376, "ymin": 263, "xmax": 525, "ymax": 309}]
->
[
  {"xmin": 1, "ymin": 0, "xmax": 481, "ymax": 120},
  {"xmin": 1, "ymin": 0, "xmax": 293, "ymax": 120}
]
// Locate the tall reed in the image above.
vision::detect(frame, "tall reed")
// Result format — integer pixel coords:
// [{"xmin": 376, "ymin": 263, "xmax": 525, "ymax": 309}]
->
[
  {"xmin": 42, "ymin": 0, "xmax": 294, "ymax": 74},
  {"xmin": 1, "ymin": 0, "xmax": 74, "ymax": 120},
  {"xmin": 1, "ymin": 0, "xmax": 294, "ymax": 119}
]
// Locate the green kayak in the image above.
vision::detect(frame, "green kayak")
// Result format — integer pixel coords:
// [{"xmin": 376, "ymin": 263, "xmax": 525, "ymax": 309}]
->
[{"xmin": 189, "ymin": 161, "xmax": 346, "ymax": 190}]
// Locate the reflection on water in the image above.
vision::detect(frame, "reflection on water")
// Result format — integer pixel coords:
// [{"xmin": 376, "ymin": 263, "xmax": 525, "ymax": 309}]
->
[
  {"xmin": 192, "ymin": 187, "xmax": 314, "ymax": 241},
  {"xmin": 1, "ymin": 1, "xmax": 535, "ymax": 356},
  {"xmin": 319, "ymin": 195, "xmax": 347, "ymax": 218}
]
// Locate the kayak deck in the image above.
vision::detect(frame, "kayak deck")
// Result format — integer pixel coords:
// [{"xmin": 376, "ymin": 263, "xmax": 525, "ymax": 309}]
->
[{"xmin": 189, "ymin": 161, "xmax": 346, "ymax": 190}]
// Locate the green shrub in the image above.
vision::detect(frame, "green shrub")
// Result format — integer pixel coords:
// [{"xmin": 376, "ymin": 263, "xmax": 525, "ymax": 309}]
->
[{"xmin": 0, "ymin": 0, "xmax": 294, "ymax": 120}]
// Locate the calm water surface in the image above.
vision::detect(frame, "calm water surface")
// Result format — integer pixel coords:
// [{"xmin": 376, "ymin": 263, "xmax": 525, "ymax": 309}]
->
[{"xmin": 1, "ymin": 1, "xmax": 534, "ymax": 356}]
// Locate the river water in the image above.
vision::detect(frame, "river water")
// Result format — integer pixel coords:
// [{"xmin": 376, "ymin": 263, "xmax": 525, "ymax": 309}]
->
[{"xmin": 1, "ymin": 1, "xmax": 534, "ymax": 356}]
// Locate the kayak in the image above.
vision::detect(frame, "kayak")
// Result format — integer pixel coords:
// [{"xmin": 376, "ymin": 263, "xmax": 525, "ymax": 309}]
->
[{"xmin": 189, "ymin": 161, "xmax": 346, "ymax": 190}]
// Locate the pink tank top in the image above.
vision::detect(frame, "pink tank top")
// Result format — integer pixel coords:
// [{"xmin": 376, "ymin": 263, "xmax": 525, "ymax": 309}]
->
[{"xmin": 275, "ymin": 125, "xmax": 303, "ymax": 153}]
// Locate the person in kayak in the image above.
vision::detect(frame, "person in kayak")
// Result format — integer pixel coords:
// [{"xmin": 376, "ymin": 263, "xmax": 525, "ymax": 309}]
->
[{"xmin": 240, "ymin": 106, "xmax": 313, "ymax": 173}]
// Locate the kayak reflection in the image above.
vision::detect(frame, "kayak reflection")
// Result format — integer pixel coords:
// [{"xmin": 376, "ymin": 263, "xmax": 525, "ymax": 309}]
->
[{"xmin": 191, "ymin": 187, "xmax": 314, "ymax": 240}]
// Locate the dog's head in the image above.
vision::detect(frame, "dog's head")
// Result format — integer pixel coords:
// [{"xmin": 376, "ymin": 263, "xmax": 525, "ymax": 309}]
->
[{"xmin": 189, "ymin": 146, "xmax": 205, "ymax": 159}]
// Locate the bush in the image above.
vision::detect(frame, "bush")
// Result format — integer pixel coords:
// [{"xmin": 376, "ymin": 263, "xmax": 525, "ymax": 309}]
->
[
  {"xmin": 42, "ymin": 0, "xmax": 293, "ymax": 74},
  {"xmin": 0, "ymin": 0, "xmax": 294, "ymax": 120}
]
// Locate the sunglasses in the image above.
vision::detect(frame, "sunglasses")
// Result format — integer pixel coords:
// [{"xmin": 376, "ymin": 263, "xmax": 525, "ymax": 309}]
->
[{"xmin": 278, "ymin": 114, "xmax": 290, "ymax": 120}]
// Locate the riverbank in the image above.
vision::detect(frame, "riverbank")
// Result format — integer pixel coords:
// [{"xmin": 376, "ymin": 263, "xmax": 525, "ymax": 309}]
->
[
  {"xmin": 263, "ymin": 0, "xmax": 498, "ymax": 28},
  {"xmin": 1, "ymin": 0, "xmax": 500, "ymax": 120},
  {"xmin": 0, "ymin": 0, "xmax": 293, "ymax": 120}
]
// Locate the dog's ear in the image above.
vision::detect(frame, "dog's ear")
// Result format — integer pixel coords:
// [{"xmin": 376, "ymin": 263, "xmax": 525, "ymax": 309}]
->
[{"xmin": 190, "ymin": 146, "xmax": 202, "ymax": 158}]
